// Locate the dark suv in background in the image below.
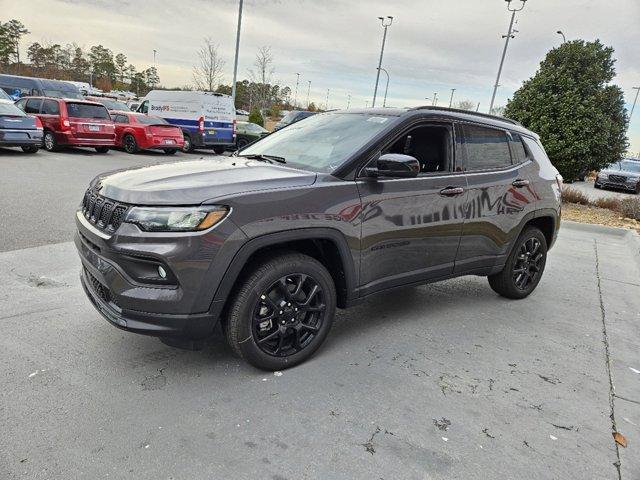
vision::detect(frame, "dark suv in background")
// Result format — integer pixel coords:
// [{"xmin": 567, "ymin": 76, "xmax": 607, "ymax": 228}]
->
[{"xmin": 75, "ymin": 107, "xmax": 562, "ymax": 370}]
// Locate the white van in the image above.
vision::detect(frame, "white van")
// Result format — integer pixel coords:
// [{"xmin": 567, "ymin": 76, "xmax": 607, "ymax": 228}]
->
[{"xmin": 138, "ymin": 90, "xmax": 236, "ymax": 153}]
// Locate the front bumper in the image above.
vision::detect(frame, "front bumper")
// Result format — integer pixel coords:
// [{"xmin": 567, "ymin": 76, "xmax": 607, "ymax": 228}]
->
[
  {"xmin": 595, "ymin": 177, "xmax": 639, "ymax": 191},
  {"xmin": 75, "ymin": 208, "xmax": 246, "ymax": 338}
]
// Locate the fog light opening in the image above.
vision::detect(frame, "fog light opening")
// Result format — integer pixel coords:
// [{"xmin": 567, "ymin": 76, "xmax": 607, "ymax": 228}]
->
[{"xmin": 157, "ymin": 266, "xmax": 167, "ymax": 279}]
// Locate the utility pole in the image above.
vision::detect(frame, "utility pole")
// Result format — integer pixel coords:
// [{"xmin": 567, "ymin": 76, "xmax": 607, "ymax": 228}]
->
[
  {"xmin": 231, "ymin": 0, "xmax": 244, "ymax": 106},
  {"xmin": 325, "ymin": 89, "xmax": 330, "ymax": 110},
  {"xmin": 347, "ymin": 94, "xmax": 351, "ymax": 109},
  {"xmin": 378, "ymin": 67, "xmax": 390, "ymax": 107},
  {"xmin": 489, "ymin": 0, "xmax": 527, "ymax": 114},
  {"xmin": 476, "ymin": 102, "xmax": 480, "ymax": 112},
  {"xmin": 630, "ymin": 86, "xmax": 640, "ymax": 120},
  {"xmin": 153, "ymin": 49, "xmax": 157, "ymax": 65},
  {"xmin": 432, "ymin": 92, "xmax": 438, "ymax": 106},
  {"xmin": 293, "ymin": 73, "xmax": 300, "ymax": 108},
  {"xmin": 372, "ymin": 16, "xmax": 393, "ymax": 108},
  {"xmin": 306, "ymin": 80, "xmax": 311, "ymax": 108},
  {"xmin": 449, "ymin": 88, "xmax": 456, "ymax": 108}
]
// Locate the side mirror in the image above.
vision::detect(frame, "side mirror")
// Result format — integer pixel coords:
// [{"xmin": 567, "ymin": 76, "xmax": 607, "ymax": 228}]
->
[{"xmin": 364, "ymin": 153, "xmax": 420, "ymax": 178}]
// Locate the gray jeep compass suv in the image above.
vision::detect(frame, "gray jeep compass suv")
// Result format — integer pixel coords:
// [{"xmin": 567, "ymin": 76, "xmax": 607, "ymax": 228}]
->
[{"xmin": 75, "ymin": 107, "xmax": 562, "ymax": 370}]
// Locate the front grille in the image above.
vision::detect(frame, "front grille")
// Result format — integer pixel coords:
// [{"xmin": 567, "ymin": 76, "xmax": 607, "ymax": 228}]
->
[
  {"xmin": 609, "ymin": 174, "xmax": 627, "ymax": 183},
  {"xmin": 85, "ymin": 268, "xmax": 117, "ymax": 306},
  {"xmin": 81, "ymin": 188, "xmax": 129, "ymax": 232}
]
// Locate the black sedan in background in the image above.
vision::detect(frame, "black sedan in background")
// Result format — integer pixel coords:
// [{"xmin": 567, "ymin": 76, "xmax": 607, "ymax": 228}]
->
[
  {"xmin": 595, "ymin": 159, "xmax": 640, "ymax": 194},
  {"xmin": 0, "ymin": 100, "xmax": 43, "ymax": 153},
  {"xmin": 235, "ymin": 121, "xmax": 269, "ymax": 148}
]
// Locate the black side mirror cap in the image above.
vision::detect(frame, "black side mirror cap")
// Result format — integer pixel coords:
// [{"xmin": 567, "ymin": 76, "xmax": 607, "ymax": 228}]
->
[{"xmin": 365, "ymin": 153, "xmax": 420, "ymax": 178}]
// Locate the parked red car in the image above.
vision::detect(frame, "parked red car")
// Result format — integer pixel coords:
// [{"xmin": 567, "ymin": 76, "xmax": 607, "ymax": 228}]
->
[
  {"xmin": 15, "ymin": 96, "xmax": 115, "ymax": 153},
  {"xmin": 110, "ymin": 111, "xmax": 184, "ymax": 154}
]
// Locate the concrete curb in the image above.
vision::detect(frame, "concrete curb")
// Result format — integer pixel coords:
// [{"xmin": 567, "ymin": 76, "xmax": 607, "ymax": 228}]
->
[{"xmin": 562, "ymin": 220, "xmax": 640, "ymax": 258}]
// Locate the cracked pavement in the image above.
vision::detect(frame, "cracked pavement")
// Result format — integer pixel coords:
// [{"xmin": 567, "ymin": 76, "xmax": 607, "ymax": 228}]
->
[{"xmin": 1, "ymin": 151, "xmax": 640, "ymax": 479}]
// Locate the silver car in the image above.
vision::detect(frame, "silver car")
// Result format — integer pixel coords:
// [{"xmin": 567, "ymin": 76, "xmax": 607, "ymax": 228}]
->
[{"xmin": 595, "ymin": 159, "xmax": 640, "ymax": 193}]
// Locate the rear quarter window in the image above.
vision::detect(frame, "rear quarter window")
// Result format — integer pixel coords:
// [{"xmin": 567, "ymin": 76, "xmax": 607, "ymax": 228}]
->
[
  {"xmin": 508, "ymin": 132, "xmax": 528, "ymax": 164},
  {"xmin": 41, "ymin": 99, "xmax": 60, "ymax": 115},
  {"xmin": 66, "ymin": 102, "xmax": 110, "ymax": 119}
]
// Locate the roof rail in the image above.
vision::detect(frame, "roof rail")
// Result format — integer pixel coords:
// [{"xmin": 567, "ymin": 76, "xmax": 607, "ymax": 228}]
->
[{"xmin": 409, "ymin": 105, "xmax": 522, "ymax": 126}]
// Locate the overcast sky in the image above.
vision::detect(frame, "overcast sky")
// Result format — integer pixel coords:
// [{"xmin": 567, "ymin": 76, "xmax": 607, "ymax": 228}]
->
[{"xmin": 6, "ymin": 0, "xmax": 640, "ymax": 153}]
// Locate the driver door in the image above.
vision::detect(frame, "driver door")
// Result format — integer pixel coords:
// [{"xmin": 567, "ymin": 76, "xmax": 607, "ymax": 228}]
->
[{"xmin": 356, "ymin": 121, "xmax": 467, "ymax": 296}]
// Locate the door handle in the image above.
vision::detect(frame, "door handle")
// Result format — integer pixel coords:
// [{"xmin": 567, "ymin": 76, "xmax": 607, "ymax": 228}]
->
[
  {"xmin": 439, "ymin": 186, "xmax": 465, "ymax": 197},
  {"xmin": 512, "ymin": 179, "xmax": 530, "ymax": 188}
]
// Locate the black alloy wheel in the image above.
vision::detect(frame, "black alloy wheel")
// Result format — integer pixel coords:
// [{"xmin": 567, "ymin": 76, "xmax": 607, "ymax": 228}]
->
[
  {"xmin": 252, "ymin": 274, "xmax": 326, "ymax": 357},
  {"xmin": 123, "ymin": 134, "xmax": 138, "ymax": 154},
  {"xmin": 512, "ymin": 237, "xmax": 544, "ymax": 290}
]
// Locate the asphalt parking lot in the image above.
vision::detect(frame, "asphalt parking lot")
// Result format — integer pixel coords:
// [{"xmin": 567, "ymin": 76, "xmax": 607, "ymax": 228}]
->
[
  {"xmin": 2, "ymin": 149, "xmax": 640, "ymax": 479},
  {"xmin": 569, "ymin": 180, "xmax": 637, "ymax": 201}
]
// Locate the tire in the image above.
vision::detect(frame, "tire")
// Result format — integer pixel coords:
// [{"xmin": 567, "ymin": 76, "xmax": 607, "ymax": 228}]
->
[
  {"xmin": 488, "ymin": 226, "xmax": 548, "ymax": 300},
  {"xmin": 182, "ymin": 134, "xmax": 194, "ymax": 153},
  {"xmin": 594, "ymin": 183, "xmax": 601, "ymax": 189},
  {"xmin": 95, "ymin": 146, "xmax": 109, "ymax": 154},
  {"xmin": 123, "ymin": 134, "xmax": 138, "ymax": 154},
  {"xmin": 163, "ymin": 149, "xmax": 177, "ymax": 155},
  {"xmin": 236, "ymin": 138, "xmax": 249, "ymax": 149},
  {"xmin": 213, "ymin": 146, "xmax": 225, "ymax": 154},
  {"xmin": 21, "ymin": 145, "xmax": 39, "ymax": 153},
  {"xmin": 223, "ymin": 252, "xmax": 337, "ymax": 370},
  {"xmin": 43, "ymin": 131, "xmax": 58, "ymax": 152}
]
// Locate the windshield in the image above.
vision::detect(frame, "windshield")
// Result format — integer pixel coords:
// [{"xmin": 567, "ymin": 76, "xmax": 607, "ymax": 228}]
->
[
  {"xmin": 43, "ymin": 89, "xmax": 83, "ymax": 99},
  {"xmin": 66, "ymin": 102, "xmax": 111, "ymax": 119},
  {"xmin": 135, "ymin": 115, "xmax": 169, "ymax": 125},
  {"xmin": 240, "ymin": 112, "xmax": 394, "ymax": 172},
  {"xmin": 98, "ymin": 98, "xmax": 130, "ymax": 110},
  {"xmin": 0, "ymin": 102, "xmax": 26, "ymax": 116},
  {"xmin": 616, "ymin": 160, "xmax": 640, "ymax": 173}
]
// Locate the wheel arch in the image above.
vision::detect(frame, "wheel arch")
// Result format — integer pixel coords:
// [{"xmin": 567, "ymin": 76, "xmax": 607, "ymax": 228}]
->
[{"xmin": 209, "ymin": 228, "xmax": 357, "ymax": 320}]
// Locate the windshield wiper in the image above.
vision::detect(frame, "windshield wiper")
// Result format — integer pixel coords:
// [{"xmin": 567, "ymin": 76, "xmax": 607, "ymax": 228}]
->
[{"xmin": 237, "ymin": 153, "xmax": 286, "ymax": 164}]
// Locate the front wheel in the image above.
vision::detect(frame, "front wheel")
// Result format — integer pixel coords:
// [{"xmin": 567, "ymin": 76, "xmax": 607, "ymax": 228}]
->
[
  {"xmin": 182, "ymin": 134, "xmax": 194, "ymax": 153},
  {"xmin": 213, "ymin": 145, "xmax": 225, "ymax": 154},
  {"xmin": 488, "ymin": 226, "xmax": 548, "ymax": 299},
  {"xmin": 95, "ymin": 146, "xmax": 109, "ymax": 154},
  {"xmin": 223, "ymin": 252, "xmax": 336, "ymax": 370},
  {"xmin": 21, "ymin": 145, "xmax": 39, "ymax": 153},
  {"xmin": 163, "ymin": 148, "xmax": 177, "ymax": 155}
]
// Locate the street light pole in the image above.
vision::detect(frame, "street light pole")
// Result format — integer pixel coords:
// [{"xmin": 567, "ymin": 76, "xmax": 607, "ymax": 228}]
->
[
  {"xmin": 293, "ymin": 73, "xmax": 300, "ymax": 108},
  {"xmin": 231, "ymin": 0, "xmax": 244, "ymax": 106},
  {"xmin": 556, "ymin": 30, "xmax": 566, "ymax": 43},
  {"xmin": 629, "ymin": 86, "xmax": 640, "ymax": 120},
  {"xmin": 372, "ymin": 16, "xmax": 393, "ymax": 108},
  {"xmin": 378, "ymin": 67, "xmax": 390, "ymax": 107},
  {"xmin": 489, "ymin": 0, "xmax": 527, "ymax": 114},
  {"xmin": 325, "ymin": 89, "xmax": 330, "ymax": 110},
  {"xmin": 432, "ymin": 92, "xmax": 438, "ymax": 106},
  {"xmin": 306, "ymin": 80, "xmax": 311, "ymax": 108},
  {"xmin": 347, "ymin": 94, "xmax": 351, "ymax": 109},
  {"xmin": 449, "ymin": 88, "xmax": 456, "ymax": 108}
]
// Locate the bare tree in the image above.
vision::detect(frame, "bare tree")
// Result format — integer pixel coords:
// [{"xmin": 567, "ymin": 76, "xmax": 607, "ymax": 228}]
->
[
  {"xmin": 248, "ymin": 46, "xmax": 275, "ymax": 111},
  {"xmin": 192, "ymin": 38, "xmax": 225, "ymax": 91},
  {"xmin": 455, "ymin": 99, "xmax": 476, "ymax": 111}
]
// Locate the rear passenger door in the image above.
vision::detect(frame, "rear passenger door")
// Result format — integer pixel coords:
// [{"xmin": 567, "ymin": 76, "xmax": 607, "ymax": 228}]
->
[
  {"xmin": 454, "ymin": 123, "xmax": 538, "ymax": 274},
  {"xmin": 39, "ymin": 99, "xmax": 60, "ymax": 132}
]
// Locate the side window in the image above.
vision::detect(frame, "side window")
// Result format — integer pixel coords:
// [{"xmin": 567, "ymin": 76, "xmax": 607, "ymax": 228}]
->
[
  {"xmin": 41, "ymin": 99, "xmax": 60, "ymax": 115},
  {"xmin": 383, "ymin": 124, "xmax": 452, "ymax": 174},
  {"xmin": 522, "ymin": 136, "xmax": 550, "ymax": 165},
  {"xmin": 139, "ymin": 101, "xmax": 149, "ymax": 114},
  {"xmin": 15, "ymin": 99, "xmax": 27, "ymax": 111},
  {"xmin": 461, "ymin": 124, "xmax": 512, "ymax": 171},
  {"xmin": 508, "ymin": 132, "xmax": 527, "ymax": 164},
  {"xmin": 25, "ymin": 98, "xmax": 42, "ymax": 114}
]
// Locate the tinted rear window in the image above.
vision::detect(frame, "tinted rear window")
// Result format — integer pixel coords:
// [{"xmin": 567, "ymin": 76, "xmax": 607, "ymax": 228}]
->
[
  {"xmin": 0, "ymin": 102, "xmax": 25, "ymax": 116},
  {"xmin": 462, "ymin": 125, "xmax": 512, "ymax": 170},
  {"xmin": 135, "ymin": 115, "xmax": 169, "ymax": 125},
  {"xmin": 66, "ymin": 102, "xmax": 110, "ymax": 119},
  {"xmin": 509, "ymin": 132, "xmax": 527, "ymax": 164}
]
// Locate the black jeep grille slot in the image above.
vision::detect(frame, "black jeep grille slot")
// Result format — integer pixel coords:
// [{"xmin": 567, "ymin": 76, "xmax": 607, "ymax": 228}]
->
[
  {"xmin": 81, "ymin": 188, "xmax": 129, "ymax": 232},
  {"xmin": 85, "ymin": 268, "xmax": 117, "ymax": 306},
  {"xmin": 609, "ymin": 174, "xmax": 626, "ymax": 183}
]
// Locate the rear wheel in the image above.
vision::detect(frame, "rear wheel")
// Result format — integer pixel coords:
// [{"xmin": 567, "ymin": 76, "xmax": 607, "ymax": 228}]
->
[
  {"xmin": 223, "ymin": 252, "xmax": 336, "ymax": 370},
  {"xmin": 182, "ymin": 134, "xmax": 194, "ymax": 153},
  {"xmin": 213, "ymin": 145, "xmax": 225, "ymax": 154},
  {"xmin": 488, "ymin": 226, "xmax": 548, "ymax": 299},
  {"xmin": 123, "ymin": 134, "xmax": 138, "ymax": 154},
  {"xmin": 95, "ymin": 146, "xmax": 109, "ymax": 154},
  {"xmin": 21, "ymin": 145, "xmax": 39, "ymax": 153},
  {"xmin": 236, "ymin": 138, "xmax": 249, "ymax": 150},
  {"xmin": 43, "ymin": 131, "xmax": 58, "ymax": 152},
  {"xmin": 163, "ymin": 148, "xmax": 177, "ymax": 155}
]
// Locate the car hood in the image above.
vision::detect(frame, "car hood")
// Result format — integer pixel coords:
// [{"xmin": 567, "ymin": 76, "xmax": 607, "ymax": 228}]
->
[{"xmin": 95, "ymin": 157, "xmax": 317, "ymax": 205}]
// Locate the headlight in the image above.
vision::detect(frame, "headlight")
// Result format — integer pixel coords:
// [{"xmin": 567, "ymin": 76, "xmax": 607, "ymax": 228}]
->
[{"xmin": 124, "ymin": 206, "xmax": 229, "ymax": 232}]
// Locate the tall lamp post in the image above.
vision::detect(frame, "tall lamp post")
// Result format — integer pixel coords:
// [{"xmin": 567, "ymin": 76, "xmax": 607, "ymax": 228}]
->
[
  {"xmin": 449, "ymin": 88, "xmax": 456, "ymax": 108},
  {"xmin": 432, "ymin": 92, "xmax": 438, "ymax": 106},
  {"xmin": 489, "ymin": 0, "xmax": 527, "ymax": 114},
  {"xmin": 325, "ymin": 89, "xmax": 330, "ymax": 110},
  {"xmin": 293, "ymin": 72, "xmax": 300, "ymax": 108},
  {"xmin": 372, "ymin": 16, "xmax": 393, "ymax": 108},
  {"xmin": 556, "ymin": 30, "xmax": 566, "ymax": 43},
  {"xmin": 347, "ymin": 94, "xmax": 351, "ymax": 109},
  {"xmin": 306, "ymin": 80, "xmax": 311, "ymax": 108},
  {"xmin": 629, "ymin": 86, "xmax": 640, "ymax": 120},
  {"xmin": 231, "ymin": 0, "xmax": 244, "ymax": 105},
  {"xmin": 377, "ymin": 67, "xmax": 390, "ymax": 107}
]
